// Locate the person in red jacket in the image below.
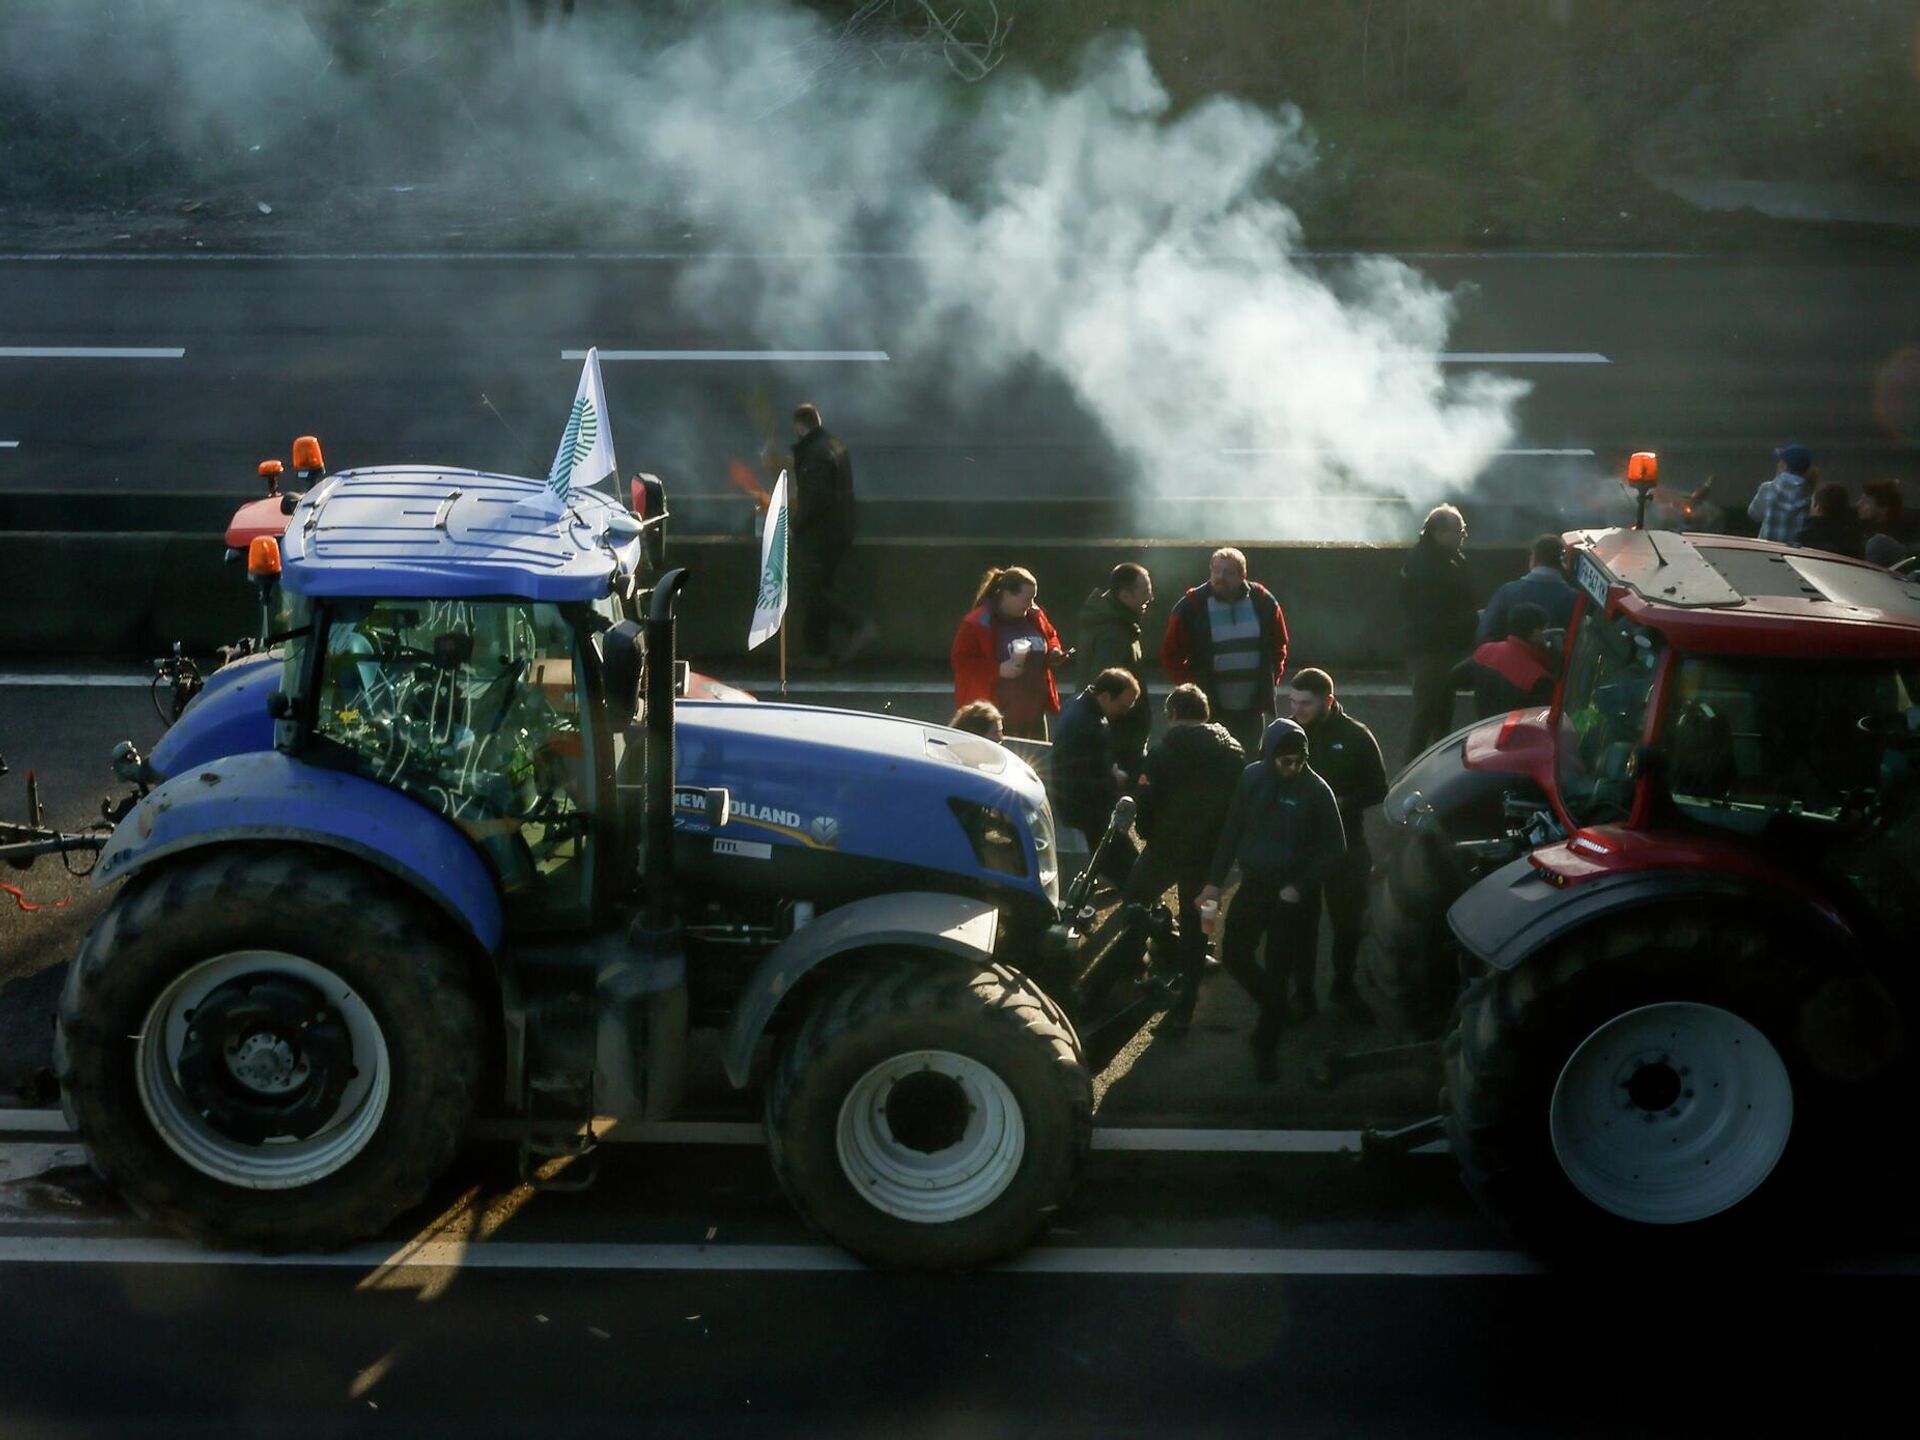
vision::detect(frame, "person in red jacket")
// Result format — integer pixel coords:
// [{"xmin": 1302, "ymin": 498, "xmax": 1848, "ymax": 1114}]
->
[
  {"xmin": 1159, "ymin": 547, "xmax": 1289, "ymax": 754},
  {"xmin": 1455, "ymin": 602, "xmax": 1558, "ymax": 720},
  {"xmin": 951, "ymin": 566, "xmax": 1070, "ymax": 740}
]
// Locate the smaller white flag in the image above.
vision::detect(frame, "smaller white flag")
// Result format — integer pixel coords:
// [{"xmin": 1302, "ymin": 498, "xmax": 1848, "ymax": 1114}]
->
[
  {"xmin": 545, "ymin": 347, "xmax": 618, "ymax": 506},
  {"xmin": 748, "ymin": 470, "xmax": 790, "ymax": 651}
]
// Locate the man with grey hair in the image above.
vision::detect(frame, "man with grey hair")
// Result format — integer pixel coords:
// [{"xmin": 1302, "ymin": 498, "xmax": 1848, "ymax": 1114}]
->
[
  {"xmin": 1160, "ymin": 546, "xmax": 1289, "ymax": 753},
  {"xmin": 1399, "ymin": 503, "xmax": 1477, "ymax": 757}
]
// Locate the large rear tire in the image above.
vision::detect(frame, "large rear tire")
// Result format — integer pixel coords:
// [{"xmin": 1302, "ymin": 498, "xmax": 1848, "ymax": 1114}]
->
[
  {"xmin": 1444, "ymin": 908, "xmax": 1899, "ymax": 1257},
  {"xmin": 1357, "ymin": 823, "xmax": 1470, "ymax": 1037},
  {"xmin": 764, "ymin": 957, "xmax": 1092, "ymax": 1270},
  {"xmin": 57, "ymin": 846, "xmax": 484, "ymax": 1251}
]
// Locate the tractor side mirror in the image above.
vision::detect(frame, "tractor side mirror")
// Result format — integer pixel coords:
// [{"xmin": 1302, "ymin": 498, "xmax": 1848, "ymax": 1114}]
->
[{"xmin": 602, "ymin": 620, "xmax": 643, "ymax": 728}]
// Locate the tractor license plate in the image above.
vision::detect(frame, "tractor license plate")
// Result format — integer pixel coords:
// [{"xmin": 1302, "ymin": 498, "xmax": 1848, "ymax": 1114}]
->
[{"xmin": 1576, "ymin": 554, "xmax": 1611, "ymax": 611}]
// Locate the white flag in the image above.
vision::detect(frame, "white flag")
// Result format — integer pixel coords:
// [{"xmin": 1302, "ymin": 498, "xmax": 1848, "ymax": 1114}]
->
[
  {"xmin": 748, "ymin": 470, "xmax": 790, "ymax": 651},
  {"xmin": 545, "ymin": 347, "xmax": 617, "ymax": 505}
]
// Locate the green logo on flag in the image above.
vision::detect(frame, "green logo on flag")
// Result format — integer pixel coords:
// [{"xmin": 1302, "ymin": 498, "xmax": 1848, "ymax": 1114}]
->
[
  {"xmin": 756, "ymin": 502, "xmax": 788, "ymax": 611},
  {"xmin": 548, "ymin": 396, "xmax": 599, "ymax": 497}
]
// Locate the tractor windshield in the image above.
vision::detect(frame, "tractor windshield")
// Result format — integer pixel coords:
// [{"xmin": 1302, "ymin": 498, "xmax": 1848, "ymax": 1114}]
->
[
  {"xmin": 1662, "ymin": 656, "xmax": 1913, "ymax": 830},
  {"xmin": 1557, "ymin": 614, "xmax": 1662, "ymax": 826},
  {"xmin": 306, "ymin": 598, "xmax": 596, "ymax": 930}
]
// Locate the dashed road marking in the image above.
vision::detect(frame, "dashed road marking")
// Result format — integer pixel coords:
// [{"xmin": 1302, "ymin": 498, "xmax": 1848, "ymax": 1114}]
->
[
  {"xmin": 1438, "ymin": 352, "xmax": 1609, "ymax": 364},
  {"xmin": 566, "ymin": 349, "xmax": 890, "ymax": 363},
  {"xmin": 0, "ymin": 347, "xmax": 185, "ymax": 359}
]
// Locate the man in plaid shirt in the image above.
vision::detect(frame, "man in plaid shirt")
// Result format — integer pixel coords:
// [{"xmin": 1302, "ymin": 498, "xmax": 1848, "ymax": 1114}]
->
[{"xmin": 1748, "ymin": 443, "xmax": 1816, "ymax": 545}]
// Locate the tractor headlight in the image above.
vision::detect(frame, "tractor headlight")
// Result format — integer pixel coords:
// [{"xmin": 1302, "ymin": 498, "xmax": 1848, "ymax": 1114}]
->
[
  {"xmin": 950, "ymin": 799, "xmax": 1028, "ymax": 881},
  {"xmin": 1023, "ymin": 802, "xmax": 1059, "ymax": 903}
]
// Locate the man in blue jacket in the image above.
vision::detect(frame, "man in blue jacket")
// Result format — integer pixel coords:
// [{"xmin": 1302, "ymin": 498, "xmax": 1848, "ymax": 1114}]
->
[
  {"xmin": 1197, "ymin": 718, "xmax": 1347, "ymax": 1081},
  {"xmin": 1476, "ymin": 534, "xmax": 1577, "ymax": 645}
]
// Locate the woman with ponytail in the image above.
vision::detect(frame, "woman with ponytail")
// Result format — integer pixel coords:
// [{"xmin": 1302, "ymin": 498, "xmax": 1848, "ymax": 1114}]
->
[{"xmin": 950, "ymin": 565, "xmax": 1068, "ymax": 740}]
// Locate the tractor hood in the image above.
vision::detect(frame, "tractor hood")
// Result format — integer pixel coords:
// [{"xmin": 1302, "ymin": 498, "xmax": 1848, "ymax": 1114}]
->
[
  {"xmin": 674, "ymin": 702, "xmax": 1058, "ymax": 903},
  {"xmin": 147, "ymin": 649, "xmax": 283, "ymax": 781}
]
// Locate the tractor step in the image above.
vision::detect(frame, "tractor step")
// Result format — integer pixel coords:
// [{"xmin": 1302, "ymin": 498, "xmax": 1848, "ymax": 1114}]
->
[{"xmin": 518, "ymin": 1070, "xmax": 600, "ymax": 1192}]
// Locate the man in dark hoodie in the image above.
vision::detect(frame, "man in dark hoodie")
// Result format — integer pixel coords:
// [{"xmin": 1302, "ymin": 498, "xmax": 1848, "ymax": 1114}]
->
[
  {"xmin": 1198, "ymin": 717, "xmax": 1347, "ymax": 1080},
  {"xmin": 1286, "ymin": 669, "xmax": 1389, "ymax": 1023},
  {"xmin": 1075, "ymin": 563, "xmax": 1154, "ymax": 778},
  {"xmin": 1127, "ymin": 683, "xmax": 1247, "ymax": 1029}
]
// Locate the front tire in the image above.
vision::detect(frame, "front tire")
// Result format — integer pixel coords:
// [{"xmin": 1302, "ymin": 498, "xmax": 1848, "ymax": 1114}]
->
[
  {"xmin": 57, "ymin": 846, "xmax": 483, "ymax": 1251},
  {"xmin": 765, "ymin": 957, "xmax": 1092, "ymax": 1270}
]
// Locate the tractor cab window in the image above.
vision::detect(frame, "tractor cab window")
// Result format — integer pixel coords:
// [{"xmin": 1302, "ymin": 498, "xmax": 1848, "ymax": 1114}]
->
[
  {"xmin": 1557, "ymin": 617, "xmax": 1661, "ymax": 826},
  {"xmin": 311, "ymin": 598, "xmax": 595, "ymax": 931},
  {"xmin": 1664, "ymin": 657, "xmax": 1909, "ymax": 831}
]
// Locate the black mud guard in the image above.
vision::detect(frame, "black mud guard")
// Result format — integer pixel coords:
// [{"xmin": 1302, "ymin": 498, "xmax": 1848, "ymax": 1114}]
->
[{"xmin": 1447, "ymin": 856, "xmax": 1855, "ymax": 974}]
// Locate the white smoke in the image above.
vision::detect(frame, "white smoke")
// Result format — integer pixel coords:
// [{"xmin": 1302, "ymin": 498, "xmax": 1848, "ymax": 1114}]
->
[{"xmin": 7, "ymin": 0, "xmax": 1527, "ymax": 539}]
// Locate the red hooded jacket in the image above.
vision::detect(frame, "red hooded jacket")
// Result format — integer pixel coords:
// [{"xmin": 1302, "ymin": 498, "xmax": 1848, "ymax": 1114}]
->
[{"xmin": 951, "ymin": 602, "xmax": 1064, "ymax": 725}]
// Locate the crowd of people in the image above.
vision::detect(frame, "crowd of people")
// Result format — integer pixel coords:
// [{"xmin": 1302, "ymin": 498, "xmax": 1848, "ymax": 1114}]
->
[{"xmin": 779, "ymin": 410, "xmax": 1913, "ymax": 1080}]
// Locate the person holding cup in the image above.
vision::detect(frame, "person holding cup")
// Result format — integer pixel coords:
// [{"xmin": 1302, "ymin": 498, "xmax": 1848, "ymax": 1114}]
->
[
  {"xmin": 1198, "ymin": 717, "xmax": 1347, "ymax": 1081},
  {"xmin": 951, "ymin": 566, "xmax": 1070, "ymax": 741}
]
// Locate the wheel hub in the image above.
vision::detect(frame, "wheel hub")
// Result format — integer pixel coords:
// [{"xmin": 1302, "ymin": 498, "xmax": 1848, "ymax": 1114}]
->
[
  {"xmin": 883, "ymin": 1070, "xmax": 973, "ymax": 1155},
  {"xmin": 225, "ymin": 1030, "xmax": 308, "ymax": 1095},
  {"xmin": 1621, "ymin": 1055, "xmax": 1686, "ymax": 1115}
]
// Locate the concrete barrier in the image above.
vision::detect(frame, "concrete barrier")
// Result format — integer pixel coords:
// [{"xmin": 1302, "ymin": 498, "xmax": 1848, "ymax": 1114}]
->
[{"xmin": 0, "ymin": 531, "xmax": 1532, "ymax": 668}]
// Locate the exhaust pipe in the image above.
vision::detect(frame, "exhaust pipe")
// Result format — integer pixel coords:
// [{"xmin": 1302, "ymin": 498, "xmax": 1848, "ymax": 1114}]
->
[{"xmin": 641, "ymin": 567, "xmax": 690, "ymax": 931}]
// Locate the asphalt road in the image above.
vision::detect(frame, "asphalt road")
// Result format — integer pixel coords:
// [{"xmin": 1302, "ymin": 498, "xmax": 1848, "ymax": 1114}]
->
[
  {"xmin": 2, "ymin": 252, "xmax": 1916, "ymax": 541},
  {"xmin": 5, "ymin": 671, "xmax": 1920, "ymax": 1435}
]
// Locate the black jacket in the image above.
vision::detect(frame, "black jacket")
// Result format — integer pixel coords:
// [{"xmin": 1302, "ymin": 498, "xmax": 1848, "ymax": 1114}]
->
[
  {"xmin": 1074, "ymin": 586, "xmax": 1150, "ymax": 768},
  {"xmin": 1799, "ymin": 510, "xmax": 1865, "ymax": 560},
  {"xmin": 1300, "ymin": 701, "xmax": 1388, "ymax": 828},
  {"xmin": 1208, "ymin": 719, "xmax": 1347, "ymax": 889},
  {"xmin": 1049, "ymin": 688, "xmax": 1118, "ymax": 828},
  {"xmin": 1136, "ymin": 721, "xmax": 1246, "ymax": 870},
  {"xmin": 791, "ymin": 426, "xmax": 855, "ymax": 550},
  {"xmin": 1400, "ymin": 535, "xmax": 1477, "ymax": 659}
]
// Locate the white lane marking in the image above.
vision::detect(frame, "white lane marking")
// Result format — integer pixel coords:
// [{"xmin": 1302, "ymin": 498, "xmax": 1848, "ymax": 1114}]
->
[
  {"xmin": 0, "ymin": 1143, "xmax": 86, "ymax": 1183},
  {"xmin": 0, "ymin": 1111, "xmax": 74, "ymax": 1134},
  {"xmin": 0, "ymin": 674, "xmax": 151, "ymax": 688},
  {"xmin": 566, "ymin": 349, "xmax": 890, "ymax": 363},
  {"xmin": 3, "ymin": 1117, "xmax": 1434, "ymax": 1152},
  {"xmin": 1220, "ymin": 447, "xmax": 1596, "ymax": 458},
  {"xmin": 1438, "ymin": 352, "xmax": 1608, "ymax": 364},
  {"xmin": 1095, "ymin": 1129, "xmax": 1362, "ymax": 1154},
  {"xmin": 0, "ymin": 347, "xmax": 185, "ymax": 359},
  {"xmin": 0, "ymin": 1235, "xmax": 1544, "ymax": 1275},
  {"xmin": 0, "ymin": 441, "xmax": 18, "ymax": 449}
]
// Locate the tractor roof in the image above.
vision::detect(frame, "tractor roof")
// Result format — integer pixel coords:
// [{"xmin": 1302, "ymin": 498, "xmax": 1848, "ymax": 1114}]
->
[
  {"xmin": 1567, "ymin": 527, "xmax": 1920, "ymax": 656},
  {"xmin": 278, "ymin": 467, "xmax": 643, "ymax": 602}
]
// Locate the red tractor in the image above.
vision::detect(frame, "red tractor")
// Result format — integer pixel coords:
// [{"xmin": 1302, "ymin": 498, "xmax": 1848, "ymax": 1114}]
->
[{"xmin": 1363, "ymin": 504, "xmax": 1920, "ymax": 1251}]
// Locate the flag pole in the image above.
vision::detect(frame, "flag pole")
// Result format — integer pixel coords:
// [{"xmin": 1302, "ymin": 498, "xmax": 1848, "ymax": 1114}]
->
[{"xmin": 779, "ymin": 618, "xmax": 788, "ymax": 697}]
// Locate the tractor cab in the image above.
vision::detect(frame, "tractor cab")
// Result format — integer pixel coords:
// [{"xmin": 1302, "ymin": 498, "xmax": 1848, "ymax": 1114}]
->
[{"xmin": 1534, "ymin": 529, "xmax": 1920, "ymax": 902}]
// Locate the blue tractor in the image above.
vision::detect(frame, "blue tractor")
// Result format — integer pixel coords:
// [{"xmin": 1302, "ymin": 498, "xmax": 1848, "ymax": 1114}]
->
[{"xmin": 57, "ymin": 465, "xmax": 1092, "ymax": 1269}]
